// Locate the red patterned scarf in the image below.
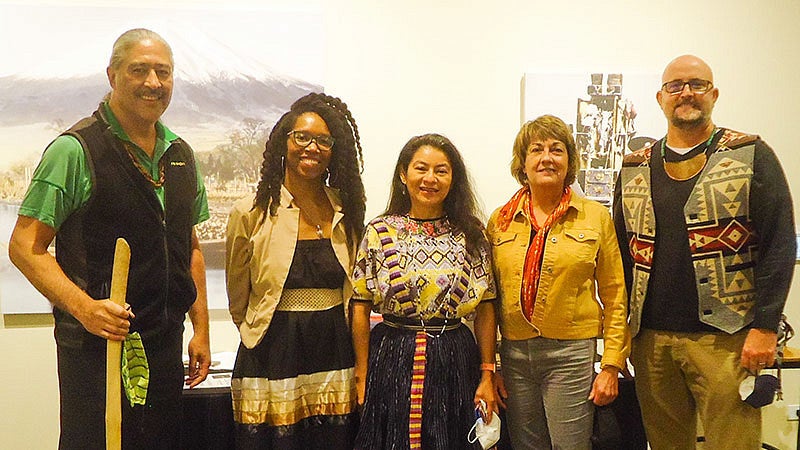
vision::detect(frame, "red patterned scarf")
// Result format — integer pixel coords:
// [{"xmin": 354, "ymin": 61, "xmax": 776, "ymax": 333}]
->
[{"xmin": 497, "ymin": 186, "xmax": 572, "ymax": 321}]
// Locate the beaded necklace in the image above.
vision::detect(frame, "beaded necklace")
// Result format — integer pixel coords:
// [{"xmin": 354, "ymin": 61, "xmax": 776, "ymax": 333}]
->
[{"xmin": 123, "ymin": 142, "xmax": 166, "ymax": 188}]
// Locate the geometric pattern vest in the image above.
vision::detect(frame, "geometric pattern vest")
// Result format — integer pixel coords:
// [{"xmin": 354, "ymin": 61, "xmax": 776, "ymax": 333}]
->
[
  {"xmin": 54, "ymin": 105, "xmax": 198, "ymax": 346},
  {"xmin": 619, "ymin": 128, "xmax": 759, "ymax": 335}
]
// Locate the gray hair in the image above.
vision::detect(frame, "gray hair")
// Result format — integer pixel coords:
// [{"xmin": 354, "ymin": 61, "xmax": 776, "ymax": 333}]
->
[{"xmin": 108, "ymin": 28, "xmax": 173, "ymax": 70}]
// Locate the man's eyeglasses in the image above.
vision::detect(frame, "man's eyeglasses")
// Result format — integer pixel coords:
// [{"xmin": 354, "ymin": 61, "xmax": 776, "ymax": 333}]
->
[
  {"xmin": 287, "ymin": 130, "xmax": 335, "ymax": 151},
  {"xmin": 661, "ymin": 79, "xmax": 714, "ymax": 95}
]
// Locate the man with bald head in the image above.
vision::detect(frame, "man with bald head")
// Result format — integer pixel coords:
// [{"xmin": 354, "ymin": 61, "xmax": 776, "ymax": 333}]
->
[
  {"xmin": 614, "ymin": 55, "xmax": 795, "ymax": 448},
  {"xmin": 9, "ymin": 28, "xmax": 210, "ymax": 449}
]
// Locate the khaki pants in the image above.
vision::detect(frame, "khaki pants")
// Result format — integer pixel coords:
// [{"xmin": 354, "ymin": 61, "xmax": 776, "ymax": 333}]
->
[{"xmin": 631, "ymin": 329, "xmax": 761, "ymax": 450}]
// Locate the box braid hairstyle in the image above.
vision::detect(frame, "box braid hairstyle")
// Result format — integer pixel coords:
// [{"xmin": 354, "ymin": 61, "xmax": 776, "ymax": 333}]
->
[
  {"xmin": 253, "ymin": 93, "xmax": 366, "ymax": 243},
  {"xmin": 385, "ymin": 133, "xmax": 488, "ymax": 258}
]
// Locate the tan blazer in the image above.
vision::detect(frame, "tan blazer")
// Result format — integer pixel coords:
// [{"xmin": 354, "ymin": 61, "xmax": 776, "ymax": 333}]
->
[{"xmin": 225, "ymin": 185, "xmax": 355, "ymax": 349}]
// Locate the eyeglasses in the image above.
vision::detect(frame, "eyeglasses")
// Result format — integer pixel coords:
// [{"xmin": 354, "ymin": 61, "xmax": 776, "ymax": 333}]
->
[
  {"xmin": 661, "ymin": 79, "xmax": 714, "ymax": 95},
  {"xmin": 287, "ymin": 130, "xmax": 335, "ymax": 151}
]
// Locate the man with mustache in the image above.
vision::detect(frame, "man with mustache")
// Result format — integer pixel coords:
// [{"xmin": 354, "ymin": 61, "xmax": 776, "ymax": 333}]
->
[
  {"xmin": 613, "ymin": 55, "xmax": 795, "ymax": 449},
  {"xmin": 8, "ymin": 28, "xmax": 210, "ymax": 449}
]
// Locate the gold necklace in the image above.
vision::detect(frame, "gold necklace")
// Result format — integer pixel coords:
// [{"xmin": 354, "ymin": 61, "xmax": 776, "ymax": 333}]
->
[
  {"xmin": 661, "ymin": 129, "xmax": 719, "ymax": 182},
  {"xmin": 298, "ymin": 203, "xmax": 329, "ymax": 239}
]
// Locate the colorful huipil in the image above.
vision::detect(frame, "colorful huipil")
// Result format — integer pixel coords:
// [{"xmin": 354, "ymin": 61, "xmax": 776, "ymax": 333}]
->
[{"xmin": 352, "ymin": 215, "xmax": 495, "ymax": 450}]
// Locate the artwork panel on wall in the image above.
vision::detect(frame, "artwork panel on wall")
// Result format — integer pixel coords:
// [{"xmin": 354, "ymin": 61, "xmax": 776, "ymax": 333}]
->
[
  {"xmin": 522, "ymin": 72, "xmax": 663, "ymax": 204},
  {"xmin": 0, "ymin": 4, "xmax": 325, "ymax": 313}
]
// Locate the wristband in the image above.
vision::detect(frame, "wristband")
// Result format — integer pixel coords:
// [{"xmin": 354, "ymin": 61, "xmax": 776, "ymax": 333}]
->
[{"xmin": 480, "ymin": 363, "xmax": 496, "ymax": 373}]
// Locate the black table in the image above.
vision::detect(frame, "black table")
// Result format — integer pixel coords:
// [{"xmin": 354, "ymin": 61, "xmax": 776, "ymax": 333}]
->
[{"xmin": 182, "ymin": 376, "xmax": 235, "ymax": 449}]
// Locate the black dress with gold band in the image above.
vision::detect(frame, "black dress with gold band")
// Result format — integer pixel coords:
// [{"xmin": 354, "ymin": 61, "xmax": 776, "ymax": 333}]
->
[{"xmin": 231, "ymin": 239, "xmax": 357, "ymax": 450}]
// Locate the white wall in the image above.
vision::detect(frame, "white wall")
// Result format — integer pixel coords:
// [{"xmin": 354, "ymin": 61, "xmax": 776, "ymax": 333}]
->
[{"xmin": 2, "ymin": 0, "xmax": 800, "ymax": 448}]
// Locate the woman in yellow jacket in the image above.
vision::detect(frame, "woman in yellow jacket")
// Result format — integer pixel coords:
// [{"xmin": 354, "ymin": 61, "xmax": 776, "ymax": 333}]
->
[{"xmin": 487, "ymin": 115, "xmax": 630, "ymax": 450}]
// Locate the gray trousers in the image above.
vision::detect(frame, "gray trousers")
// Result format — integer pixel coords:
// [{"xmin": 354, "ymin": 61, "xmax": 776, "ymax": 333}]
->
[{"xmin": 500, "ymin": 337, "xmax": 595, "ymax": 450}]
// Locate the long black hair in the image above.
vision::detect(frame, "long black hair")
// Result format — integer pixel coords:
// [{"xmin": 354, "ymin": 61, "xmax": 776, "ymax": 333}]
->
[
  {"xmin": 385, "ymin": 133, "xmax": 487, "ymax": 257},
  {"xmin": 253, "ymin": 92, "xmax": 366, "ymax": 243}
]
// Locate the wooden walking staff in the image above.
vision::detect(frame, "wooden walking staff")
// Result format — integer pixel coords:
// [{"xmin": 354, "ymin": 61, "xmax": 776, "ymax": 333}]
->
[{"xmin": 106, "ymin": 238, "xmax": 130, "ymax": 450}]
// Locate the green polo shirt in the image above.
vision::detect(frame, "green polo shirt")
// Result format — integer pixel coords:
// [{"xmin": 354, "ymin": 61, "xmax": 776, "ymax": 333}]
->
[{"xmin": 19, "ymin": 103, "xmax": 209, "ymax": 230}]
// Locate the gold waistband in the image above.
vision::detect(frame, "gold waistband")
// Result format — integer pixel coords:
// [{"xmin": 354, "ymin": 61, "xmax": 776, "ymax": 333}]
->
[{"xmin": 275, "ymin": 288, "xmax": 343, "ymax": 312}]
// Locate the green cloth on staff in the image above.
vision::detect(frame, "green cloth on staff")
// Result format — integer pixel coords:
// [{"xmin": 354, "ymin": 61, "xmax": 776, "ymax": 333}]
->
[{"xmin": 121, "ymin": 332, "xmax": 149, "ymax": 407}]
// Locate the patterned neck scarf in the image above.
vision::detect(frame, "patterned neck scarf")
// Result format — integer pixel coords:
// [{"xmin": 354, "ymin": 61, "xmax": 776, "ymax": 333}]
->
[{"xmin": 497, "ymin": 186, "xmax": 572, "ymax": 321}]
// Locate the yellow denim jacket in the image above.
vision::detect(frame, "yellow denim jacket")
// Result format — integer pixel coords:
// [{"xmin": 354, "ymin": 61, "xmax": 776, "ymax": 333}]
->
[
  {"xmin": 225, "ymin": 186, "xmax": 355, "ymax": 349},
  {"xmin": 487, "ymin": 194, "xmax": 630, "ymax": 369}
]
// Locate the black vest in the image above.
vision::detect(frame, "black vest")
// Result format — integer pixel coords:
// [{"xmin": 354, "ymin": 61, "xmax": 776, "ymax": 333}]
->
[{"xmin": 54, "ymin": 106, "xmax": 197, "ymax": 347}]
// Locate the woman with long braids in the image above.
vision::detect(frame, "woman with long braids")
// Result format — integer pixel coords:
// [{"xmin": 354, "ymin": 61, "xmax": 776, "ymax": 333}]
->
[
  {"xmin": 225, "ymin": 92, "xmax": 366, "ymax": 449},
  {"xmin": 351, "ymin": 133, "xmax": 498, "ymax": 449}
]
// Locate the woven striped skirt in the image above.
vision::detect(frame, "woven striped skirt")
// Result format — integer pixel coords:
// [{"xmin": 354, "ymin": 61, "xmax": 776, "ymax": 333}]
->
[{"xmin": 354, "ymin": 319, "xmax": 481, "ymax": 450}]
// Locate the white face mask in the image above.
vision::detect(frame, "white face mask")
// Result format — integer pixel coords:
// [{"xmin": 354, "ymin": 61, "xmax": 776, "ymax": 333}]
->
[{"xmin": 468, "ymin": 400, "xmax": 501, "ymax": 449}]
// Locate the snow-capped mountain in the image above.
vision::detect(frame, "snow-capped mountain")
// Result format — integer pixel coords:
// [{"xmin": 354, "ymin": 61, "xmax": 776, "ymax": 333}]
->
[{"xmin": 0, "ymin": 31, "xmax": 322, "ymax": 129}]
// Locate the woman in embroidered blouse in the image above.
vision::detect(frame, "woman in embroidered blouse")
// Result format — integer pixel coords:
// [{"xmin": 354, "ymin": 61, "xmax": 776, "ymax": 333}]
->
[
  {"xmin": 351, "ymin": 133, "xmax": 498, "ymax": 450},
  {"xmin": 225, "ymin": 93, "xmax": 365, "ymax": 449},
  {"xmin": 486, "ymin": 115, "xmax": 630, "ymax": 450}
]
